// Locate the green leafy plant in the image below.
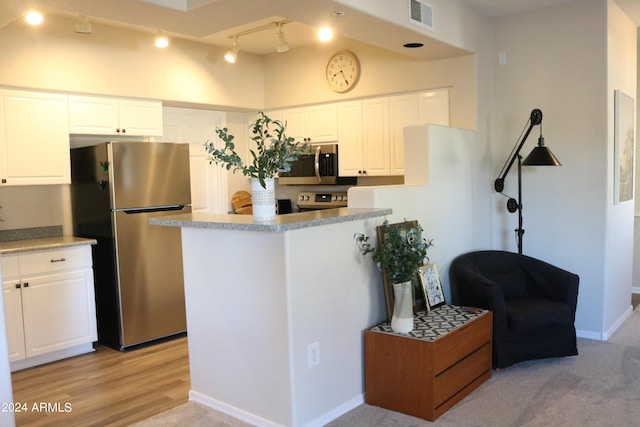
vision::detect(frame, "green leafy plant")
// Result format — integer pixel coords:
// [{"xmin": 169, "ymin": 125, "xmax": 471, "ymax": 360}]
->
[
  {"xmin": 355, "ymin": 220, "xmax": 433, "ymax": 284},
  {"xmin": 205, "ymin": 112, "xmax": 309, "ymax": 189}
]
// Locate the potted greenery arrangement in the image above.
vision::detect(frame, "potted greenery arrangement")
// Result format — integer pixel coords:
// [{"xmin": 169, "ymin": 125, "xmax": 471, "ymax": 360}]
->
[
  {"xmin": 205, "ymin": 112, "xmax": 309, "ymax": 221},
  {"xmin": 355, "ymin": 219, "xmax": 433, "ymax": 333}
]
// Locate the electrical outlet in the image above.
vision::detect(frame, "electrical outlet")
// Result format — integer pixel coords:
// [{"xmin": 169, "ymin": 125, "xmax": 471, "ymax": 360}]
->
[{"xmin": 308, "ymin": 342, "xmax": 320, "ymax": 368}]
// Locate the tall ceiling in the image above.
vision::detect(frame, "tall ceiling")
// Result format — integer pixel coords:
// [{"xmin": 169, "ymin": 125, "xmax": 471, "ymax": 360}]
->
[{"xmin": 0, "ymin": 0, "xmax": 638, "ymax": 59}]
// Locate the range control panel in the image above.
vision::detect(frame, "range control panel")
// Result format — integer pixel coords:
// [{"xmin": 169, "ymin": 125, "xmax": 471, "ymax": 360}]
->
[{"xmin": 297, "ymin": 191, "xmax": 348, "ymax": 210}]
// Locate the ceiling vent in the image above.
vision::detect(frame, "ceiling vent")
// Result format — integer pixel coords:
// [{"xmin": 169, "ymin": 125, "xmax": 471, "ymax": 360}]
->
[{"xmin": 409, "ymin": 0, "xmax": 434, "ymax": 31}]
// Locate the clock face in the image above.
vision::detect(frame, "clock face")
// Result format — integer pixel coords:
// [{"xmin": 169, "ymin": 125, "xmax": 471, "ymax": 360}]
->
[{"xmin": 326, "ymin": 51, "xmax": 360, "ymax": 93}]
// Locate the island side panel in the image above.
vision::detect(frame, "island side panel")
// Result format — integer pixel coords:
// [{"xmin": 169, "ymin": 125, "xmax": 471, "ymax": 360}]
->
[
  {"xmin": 181, "ymin": 227, "xmax": 294, "ymax": 426},
  {"xmin": 284, "ymin": 218, "xmax": 388, "ymax": 426}
]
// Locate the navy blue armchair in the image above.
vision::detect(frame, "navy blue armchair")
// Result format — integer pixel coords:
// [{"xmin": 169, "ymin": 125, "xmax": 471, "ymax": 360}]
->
[{"xmin": 449, "ymin": 250, "xmax": 579, "ymax": 369}]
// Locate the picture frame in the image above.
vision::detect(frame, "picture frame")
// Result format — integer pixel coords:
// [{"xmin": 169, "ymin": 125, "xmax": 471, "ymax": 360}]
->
[
  {"xmin": 614, "ymin": 89, "xmax": 635, "ymax": 205},
  {"xmin": 376, "ymin": 220, "xmax": 420, "ymax": 322},
  {"xmin": 419, "ymin": 263, "xmax": 446, "ymax": 311}
]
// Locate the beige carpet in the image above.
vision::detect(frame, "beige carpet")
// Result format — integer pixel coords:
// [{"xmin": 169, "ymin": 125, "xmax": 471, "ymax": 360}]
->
[{"xmin": 132, "ymin": 308, "xmax": 640, "ymax": 427}]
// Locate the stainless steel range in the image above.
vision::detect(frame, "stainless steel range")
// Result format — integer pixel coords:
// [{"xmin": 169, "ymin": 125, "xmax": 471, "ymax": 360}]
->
[{"xmin": 296, "ymin": 191, "xmax": 348, "ymax": 211}]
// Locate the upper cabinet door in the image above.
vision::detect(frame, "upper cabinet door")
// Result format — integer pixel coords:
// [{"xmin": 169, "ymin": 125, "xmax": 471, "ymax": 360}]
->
[
  {"xmin": 117, "ymin": 98, "xmax": 163, "ymax": 136},
  {"xmin": 68, "ymin": 95, "xmax": 120, "ymax": 134},
  {"xmin": 0, "ymin": 89, "xmax": 70, "ymax": 186},
  {"xmin": 282, "ymin": 104, "xmax": 337, "ymax": 144},
  {"xmin": 69, "ymin": 95, "xmax": 163, "ymax": 136}
]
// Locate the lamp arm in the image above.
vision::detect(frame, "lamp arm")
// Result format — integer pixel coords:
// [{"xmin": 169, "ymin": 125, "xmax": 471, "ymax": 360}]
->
[{"xmin": 494, "ymin": 109, "xmax": 542, "ymax": 193}]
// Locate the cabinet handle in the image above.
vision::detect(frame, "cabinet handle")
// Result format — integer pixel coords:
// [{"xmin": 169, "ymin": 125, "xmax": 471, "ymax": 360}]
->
[
  {"xmin": 50, "ymin": 258, "xmax": 66, "ymax": 263},
  {"xmin": 15, "ymin": 284, "xmax": 20, "ymax": 289},
  {"xmin": 1, "ymin": 178, "xmax": 6, "ymax": 184},
  {"xmin": 23, "ymin": 282, "xmax": 29, "ymax": 288}
]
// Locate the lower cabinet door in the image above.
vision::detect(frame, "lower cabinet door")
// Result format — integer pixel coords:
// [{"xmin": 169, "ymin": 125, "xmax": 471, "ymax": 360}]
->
[
  {"xmin": 2, "ymin": 280, "xmax": 26, "ymax": 362},
  {"xmin": 20, "ymin": 269, "xmax": 97, "ymax": 357}
]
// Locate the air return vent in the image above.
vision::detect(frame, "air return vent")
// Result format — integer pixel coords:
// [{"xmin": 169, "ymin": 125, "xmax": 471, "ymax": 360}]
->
[{"xmin": 409, "ymin": 0, "xmax": 434, "ymax": 30}]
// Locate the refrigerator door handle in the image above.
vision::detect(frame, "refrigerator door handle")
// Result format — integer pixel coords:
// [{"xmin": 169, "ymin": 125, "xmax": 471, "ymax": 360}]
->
[{"xmin": 121, "ymin": 205, "xmax": 188, "ymax": 214}]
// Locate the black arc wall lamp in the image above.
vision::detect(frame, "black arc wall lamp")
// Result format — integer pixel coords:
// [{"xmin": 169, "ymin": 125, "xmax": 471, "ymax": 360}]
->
[{"xmin": 494, "ymin": 108, "xmax": 561, "ymax": 254}]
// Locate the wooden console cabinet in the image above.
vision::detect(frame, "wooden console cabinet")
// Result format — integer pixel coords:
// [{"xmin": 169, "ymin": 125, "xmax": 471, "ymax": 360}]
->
[{"xmin": 364, "ymin": 305, "xmax": 492, "ymax": 421}]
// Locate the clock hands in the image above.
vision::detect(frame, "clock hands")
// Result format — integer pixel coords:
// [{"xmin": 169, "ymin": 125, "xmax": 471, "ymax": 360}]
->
[{"xmin": 332, "ymin": 69, "xmax": 349, "ymax": 85}]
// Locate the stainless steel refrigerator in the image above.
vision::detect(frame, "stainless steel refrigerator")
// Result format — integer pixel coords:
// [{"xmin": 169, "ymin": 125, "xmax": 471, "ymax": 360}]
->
[{"xmin": 70, "ymin": 141, "xmax": 191, "ymax": 350}]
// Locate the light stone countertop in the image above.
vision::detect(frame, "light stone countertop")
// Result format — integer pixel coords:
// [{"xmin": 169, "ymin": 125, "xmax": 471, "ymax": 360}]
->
[
  {"xmin": 0, "ymin": 236, "xmax": 97, "ymax": 255},
  {"xmin": 150, "ymin": 207, "xmax": 392, "ymax": 232}
]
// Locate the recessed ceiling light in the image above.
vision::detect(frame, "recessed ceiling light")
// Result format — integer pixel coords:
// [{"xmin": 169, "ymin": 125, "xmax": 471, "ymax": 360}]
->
[
  {"xmin": 25, "ymin": 11, "xmax": 43, "ymax": 26},
  {"xmin": 403, "ymin": 42, "xmax": 424, "ymax": 48},
  {"xmin": 318, "ymin": 27, "xmax": 333, "ymax": 42}
]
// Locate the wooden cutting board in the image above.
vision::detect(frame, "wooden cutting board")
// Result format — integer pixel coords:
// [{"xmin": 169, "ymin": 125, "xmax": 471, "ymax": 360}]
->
[{"xmin": 232, "ymin": 190, "xmax": 252, "ymax": 214}]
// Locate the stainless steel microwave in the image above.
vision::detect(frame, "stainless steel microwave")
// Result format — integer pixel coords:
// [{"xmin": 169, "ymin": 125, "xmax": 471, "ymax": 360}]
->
[{"xmin": 278, "ymin": 143, "xmax": 357, "ymax": 185}]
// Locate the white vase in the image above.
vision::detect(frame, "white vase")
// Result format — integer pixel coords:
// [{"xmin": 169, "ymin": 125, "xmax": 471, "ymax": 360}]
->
[
  {"xmin": 251, "ymin": 177, "xmax": 276, "ymax": 222},
  {"xmin": 391, "ymin": 281, "xmax": 414, "ymax": 333}
]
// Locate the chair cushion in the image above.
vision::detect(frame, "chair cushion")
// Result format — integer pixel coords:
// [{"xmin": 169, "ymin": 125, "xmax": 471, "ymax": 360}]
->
[
  {"xmin": 505, "ymin": 298, "xmax": 571, "ymax": 332},
  {"xmin": 487, "ymin": 270, "xmax": 528, "ymax": 299}
]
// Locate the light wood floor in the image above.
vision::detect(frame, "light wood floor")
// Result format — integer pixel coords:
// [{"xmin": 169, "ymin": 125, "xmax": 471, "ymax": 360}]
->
[{"xmin": 11, "ymin": 337, "xmax": 190, "ymax": 427}]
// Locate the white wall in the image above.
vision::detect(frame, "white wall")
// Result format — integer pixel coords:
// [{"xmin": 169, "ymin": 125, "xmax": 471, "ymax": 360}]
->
[
  {"xmin": 0, "ymin": 14, "xmax": 264, "ymax": 110},
  {"xmin": 492, "ymin": 0, "xmax": 636, "ymax": 337},
  {"xmin": 262, "ymin": 40, "xmax": 476, "ymax": 130},
  {"xmin": 349, "ymin": 125, "xmax": 477, "ymax": 303},
  {"xmin": 604, "ymin": 0, "xmax": 636, "ymax": 333}
]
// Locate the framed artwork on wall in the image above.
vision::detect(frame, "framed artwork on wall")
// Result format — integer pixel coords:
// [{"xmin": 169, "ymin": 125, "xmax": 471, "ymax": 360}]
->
[
  {"xmin": 614, "ymin": 89, "xmax": 635, "ymax": 204},
  {"xmin": 419, "ymin": 264, "xmax": 445, "ymax": 311}
]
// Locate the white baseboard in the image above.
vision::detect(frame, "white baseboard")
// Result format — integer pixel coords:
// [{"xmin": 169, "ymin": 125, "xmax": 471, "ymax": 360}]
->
[
  {"xmin": 189, "ymin": 390, "xmax": 284, "ymax": 427},
  {"xmin": 189, "ymin": 390, "xmax": 365, "ymax": 427},
  {"xmin": 304, "ymin": 394, "xmax": 364, "ymax": 427},
  {"xmin": 577, "ymin": 305, "xmax": 635, "ymax": 341},
  {"xmin": 602, "ymin": 305, "xmax": 634, "ymax": 340}
]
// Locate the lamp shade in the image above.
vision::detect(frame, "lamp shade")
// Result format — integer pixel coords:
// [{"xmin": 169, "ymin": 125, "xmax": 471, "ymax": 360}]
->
[{"xmin": 522, "ymin": 137, "xmax": 561, "ymax": 166}]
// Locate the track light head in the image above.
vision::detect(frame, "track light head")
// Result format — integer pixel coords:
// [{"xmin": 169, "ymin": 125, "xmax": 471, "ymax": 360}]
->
[
  {"xmin": 75, "ymin": 15, "xmax": 92, "ymax": 34},
  {"xmin": 155, "ymin": 32, "xmax": 169, "ymax": 48},
  {"xmin": 225, "ymin": 38, "xmax": 239, "ymax": 63},
  {"xmin": 276, "ymin": 24, "xmax": 289, "ymax": 53}
]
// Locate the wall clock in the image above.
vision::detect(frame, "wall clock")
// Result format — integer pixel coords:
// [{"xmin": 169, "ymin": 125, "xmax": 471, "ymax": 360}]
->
[{"xmin": 326, "ymin": 50, "xmax": 360, "ymax": 93}]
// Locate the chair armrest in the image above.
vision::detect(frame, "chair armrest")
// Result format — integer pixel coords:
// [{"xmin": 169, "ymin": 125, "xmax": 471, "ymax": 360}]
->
[
  {"xmin": 450, "ymin": 264, "xmax": 508, "ymax": 336},
  {"xmin": 522, "ymin": 259, "xmax": 579, "ymax": 320}
]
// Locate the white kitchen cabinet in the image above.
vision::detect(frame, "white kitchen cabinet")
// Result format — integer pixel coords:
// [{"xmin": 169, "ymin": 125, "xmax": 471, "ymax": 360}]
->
[
  {"xmin": 390, "ymin": 89, "xmax": 450, "ymax": 175},
  {"xmin": 282, "ymin": 104, "xmax": 337, "ymax": 143},
  {"xmin": 338, "ymin": 98, "xmax": 390, "ymax": 176},
  {"xmin": 69, "ymin": 94, "xmax": 163, "ymax": 136},
  {"xmin": 1, "ymin": 246, "xmax": 97, "ymax": 371},
  {"xmin": 161, "ymin": 107, "xmax": 227, "ymax": 213},
  {"xmin": 0, "ymin": 89, "xmax": 70, "ymax": 186}
]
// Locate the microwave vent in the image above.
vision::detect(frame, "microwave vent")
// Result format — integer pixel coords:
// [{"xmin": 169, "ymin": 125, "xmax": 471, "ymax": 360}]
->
[{"xmin": 409, "ymin": 0, "xmax": 434, "ymax": 30}]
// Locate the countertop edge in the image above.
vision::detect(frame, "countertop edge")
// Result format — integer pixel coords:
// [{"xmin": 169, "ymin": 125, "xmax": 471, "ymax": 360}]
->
[
  {"xmin": 0, "ymin": 237, "xmax": 97, "ymax": 255},
  {"xmin": 150, "ymin": 208, "xmax": 392, "ymax": 232}
]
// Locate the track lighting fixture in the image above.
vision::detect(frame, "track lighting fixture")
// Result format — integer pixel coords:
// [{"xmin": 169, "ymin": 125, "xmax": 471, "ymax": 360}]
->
[
  {"xmin": 224, "ymin": 37, "xmax": 239, "ymax": 63},
  {"xmin": 224, "ymin": 19, "xmax": 292, "ymax": 63},
  {"xmin": 155, "ymin": 32, "xmax": 169, "ymax": 48},
  {"xmin": 275, "ymin": 23, "xmax": 289, "ymax": 53},
  {"xmin": 75, "ymin": 14, "xmax": 92, "ymax": 34}
]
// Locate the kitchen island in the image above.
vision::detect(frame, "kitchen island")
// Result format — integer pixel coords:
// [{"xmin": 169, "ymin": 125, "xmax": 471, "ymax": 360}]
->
[{"xmin": 151, "ymin": 207, "xmax": 391, "ymax": 427}]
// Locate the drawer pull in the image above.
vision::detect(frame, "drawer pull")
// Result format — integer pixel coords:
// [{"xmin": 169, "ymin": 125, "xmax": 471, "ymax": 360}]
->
[{"xmin": 50, "ymin": 258, "xmax": 67, "ymax": 263}]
